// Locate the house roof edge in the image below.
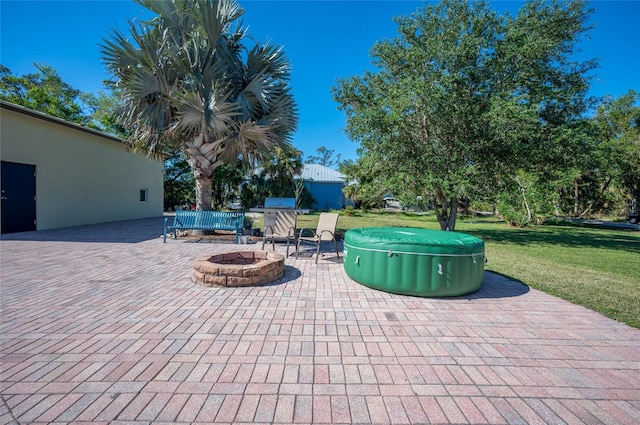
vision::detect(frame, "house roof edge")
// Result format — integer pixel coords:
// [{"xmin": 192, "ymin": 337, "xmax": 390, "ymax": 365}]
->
[{"xmin": 1, "ymin": 100, "xmax": 126, "ymax": 145}]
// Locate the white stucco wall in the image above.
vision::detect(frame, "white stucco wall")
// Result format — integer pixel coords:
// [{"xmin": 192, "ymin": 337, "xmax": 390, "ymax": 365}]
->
[{"xmin": 1, "ymin": 103, "xmax": 163, "ymax": 231}]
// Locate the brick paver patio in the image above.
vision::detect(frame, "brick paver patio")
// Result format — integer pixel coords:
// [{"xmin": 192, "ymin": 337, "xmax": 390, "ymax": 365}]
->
[{"xmin": 1, "ymin": 217, "xmax": 639, "ymax": 424}]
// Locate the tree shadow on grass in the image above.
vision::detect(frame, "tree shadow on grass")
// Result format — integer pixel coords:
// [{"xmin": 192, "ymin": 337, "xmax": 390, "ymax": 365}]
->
[{"xmin": 469, "ymin": 224, "xmax": 640, "ymax": 254}]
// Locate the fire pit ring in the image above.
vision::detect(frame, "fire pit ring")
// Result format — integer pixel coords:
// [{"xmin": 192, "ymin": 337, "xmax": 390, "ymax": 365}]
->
[{"xmin": 192, "ymin": 250, "xmax": 285, "ymax": 287}]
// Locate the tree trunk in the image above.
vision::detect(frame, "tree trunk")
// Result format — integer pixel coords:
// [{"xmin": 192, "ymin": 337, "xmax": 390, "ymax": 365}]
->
[
  {"xmin": 521, "ymin": 186, "xmax": 532, "ymax": 224},
  {"xmin": 631, "ymin": 184, "xmax": 640, "ymax": 215},
  {"xmin": 447, "ymin": 198, "xmax": 458, "ymax": 231},
  {"xmin": 515, "ymin": 176, "xmax": 532, "ymax": 226},
  {"xmin": 432, "ymin": 194, "xmax": 458, "ymax": 231},
  {"xmin": 185, "ymin": 132, "xmax": 223, "ymax": 212},
  {"xmin": 574, "ymin": 179, "xmax": 579, "ymax": 217},
  {"xmin": 195, "ymin": 176, "xmax": 213, "ymax": 211},
  {"xmin": 556, "ymin": 187, "xmax": 564, "ymax": 216},
  {"xmin": 579, "ymin": 176, "xmax": 612, "ymax": 218}
]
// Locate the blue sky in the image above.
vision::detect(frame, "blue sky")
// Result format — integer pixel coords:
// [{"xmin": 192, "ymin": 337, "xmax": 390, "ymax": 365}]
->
[{"xmin": 2, "ymin": 0, "xmax": 639, "ymax": 163}]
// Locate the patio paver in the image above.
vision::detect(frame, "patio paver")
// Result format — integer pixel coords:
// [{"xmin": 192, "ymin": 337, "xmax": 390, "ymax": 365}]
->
[{"xmin": 1, "ymin": 217, "xmax": 639, "ymax": 424}]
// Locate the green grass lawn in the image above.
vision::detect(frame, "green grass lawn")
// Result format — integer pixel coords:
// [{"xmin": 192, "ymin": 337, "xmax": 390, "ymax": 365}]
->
[{"xmin": 294, "ymin": 210, "xmax": 640, "ymax": 329}]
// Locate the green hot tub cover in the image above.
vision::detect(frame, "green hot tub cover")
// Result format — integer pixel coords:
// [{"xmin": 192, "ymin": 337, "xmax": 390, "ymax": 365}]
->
[{"xmin": 343, "ymin": 227, "xmax": 484, "ymax": 297}]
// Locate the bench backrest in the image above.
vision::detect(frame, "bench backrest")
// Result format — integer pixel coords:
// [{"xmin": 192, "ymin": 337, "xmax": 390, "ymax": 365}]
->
[{"xmin": 174, "ymin": 210, "xmax": 244, "ymax": 230}]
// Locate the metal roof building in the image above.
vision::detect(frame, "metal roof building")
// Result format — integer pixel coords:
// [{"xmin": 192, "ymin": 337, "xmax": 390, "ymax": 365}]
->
[{"xmin": 296, "ymin": 164, "xmax": 353, "ymax": 210}]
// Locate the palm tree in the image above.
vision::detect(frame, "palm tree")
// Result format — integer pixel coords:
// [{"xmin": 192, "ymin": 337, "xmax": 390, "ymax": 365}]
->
[
  {"xmin": 261, "ymin": 144, "xmax": 304, "ymax": 195},
  {"xmin": 101, "ymin": 0, "xmax": 298, "ymax": 210}
]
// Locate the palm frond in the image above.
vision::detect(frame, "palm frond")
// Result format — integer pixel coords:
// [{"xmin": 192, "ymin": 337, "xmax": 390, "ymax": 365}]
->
[
  {"xmin": 195, "ymin": 0, "xmax": 244, "ymax": 47},
  {"xmin": 221, "ymin": 120, "xmax": 277, "ymax": 164},
  {"xmin": 238, "ymin": 74, "xmax": 273, "ymax": 117},
  {"xmin": 246, "ymin": 43, "xmax": 291, "ymax": 80},
  {"xmin": 103, "ymin": 0, "xmax": 297, "ymax": 166},
  {"xmin": 173, "ymin": 88, "xmax": 242, "ymax": 139},
  {"xmin": 259, "ymin": 90, "xmax": 299, "ymax": 143}
]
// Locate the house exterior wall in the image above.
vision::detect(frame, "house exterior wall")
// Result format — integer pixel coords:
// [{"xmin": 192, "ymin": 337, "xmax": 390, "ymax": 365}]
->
[
  {"xmin": 0, "ymin": 103, "xmax": 163, "ymax": 231},
  {"xmin": 304, "ymin": 180, "xmax": 349, "ymax": 211},
  {"xmin": 296, "ymin": 163, "xmax": 354, "ymax": 211}
]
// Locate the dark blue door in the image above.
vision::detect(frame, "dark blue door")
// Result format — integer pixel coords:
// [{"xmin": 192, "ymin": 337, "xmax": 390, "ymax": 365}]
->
[{"xmin": 1, "ymin": 161, "xmax": 36, "ymax": 234}]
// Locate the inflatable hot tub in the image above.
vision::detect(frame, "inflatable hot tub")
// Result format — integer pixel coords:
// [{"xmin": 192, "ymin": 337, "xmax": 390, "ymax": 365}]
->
[{"xmin": 344, "ymin": 227, "xmax": 484, "ymax": 297}]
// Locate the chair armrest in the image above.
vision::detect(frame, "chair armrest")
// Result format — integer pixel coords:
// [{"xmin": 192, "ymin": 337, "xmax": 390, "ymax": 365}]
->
[
  {"xmin": 264, "ymin": 224, "xmax": 275, "ymax": 237},
  {"xmin": 297, "ymin": 228, "xmax": 315, "ymax": 238},
  {"xmin": 318, "ymin": 230, "xmax": 336, "ymax": 241}
]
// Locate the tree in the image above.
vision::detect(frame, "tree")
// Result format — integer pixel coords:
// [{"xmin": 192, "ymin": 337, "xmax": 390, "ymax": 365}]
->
[
  {"xmin": 211, "ymin": 161, "xmax": 246, "ymax": 209},
  {"xmin": 102, "ymin": 0, "xmax": 298, "ymax": 211},
  {"xmin": 305, "ymin": 146, "xmax": 341, "ymax": 168},
  {"xmin": 163, "ymin": 149, "xmax": 196, "ymax": 210},
  {"xmin": 333, "ymin": 0, "xmax": 595, "ymax": 230},
  {"xmin": 240, "ymin": 144, "xmax": 314, "ymax": 209},
  {"xmin": 84, "ymin": 90, "xmax": 131, "ymax": 138},
  {"xmin": 594, "ymin": 91, "xmax": 640, "ymax": 221},
  {"xmin": 0, "ymin": 64, "xmax": 140, "ymax": 140},
  {"xmin": 261, "ymin": 144, "xmax": 304, "ymax": 195},
  {"xmin": 338, "ymin": 156, "xmax": 388, "ymax": 210},
  {"xmin": 0, "ymin": 63, "xmax": 91, "ymax": 125}
]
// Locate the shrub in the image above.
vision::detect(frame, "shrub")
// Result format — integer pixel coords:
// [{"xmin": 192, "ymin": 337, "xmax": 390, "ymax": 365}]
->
[{"xmin": 343, "ymin": 205, "xmax": 357, "ymax": 216}]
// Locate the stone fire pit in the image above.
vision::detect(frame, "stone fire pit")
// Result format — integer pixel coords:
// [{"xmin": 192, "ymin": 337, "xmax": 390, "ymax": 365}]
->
[{"xmin": 192, "ymin": 251, "xmax": 285, "ymax": 287}]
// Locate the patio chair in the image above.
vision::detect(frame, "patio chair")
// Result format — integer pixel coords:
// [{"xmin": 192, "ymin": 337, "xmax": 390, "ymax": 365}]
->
[
  {"xmin": 262, "ymin": 210, "xmax": 298, "ymax": 256},
  {"xmin": 296, "ymin": 212, "xmax": 340, "ymax": 264}
]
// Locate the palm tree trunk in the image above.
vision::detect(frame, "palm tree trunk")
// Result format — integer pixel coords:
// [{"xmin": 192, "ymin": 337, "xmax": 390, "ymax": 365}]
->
[{"xmin": 195, "ymin": 176, "xmax": 213, "ymax": 211}]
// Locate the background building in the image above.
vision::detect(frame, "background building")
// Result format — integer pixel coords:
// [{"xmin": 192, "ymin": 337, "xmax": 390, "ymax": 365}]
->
[
  {"xmin": 297, "ymin": 163, "xmax": 353, "ymax": 211},
  {"xmin": 1, "ymin": 101, "xmax": 163, "ymax": 234}
]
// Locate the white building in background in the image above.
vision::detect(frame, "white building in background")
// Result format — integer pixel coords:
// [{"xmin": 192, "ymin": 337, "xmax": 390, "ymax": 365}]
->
[{"xmin": 0, "ymin": 101, "xmax": 163, "ymax": 234}]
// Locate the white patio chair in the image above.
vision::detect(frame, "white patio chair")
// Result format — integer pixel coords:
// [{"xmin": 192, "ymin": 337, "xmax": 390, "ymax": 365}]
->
[
  {"xmin": 262, "ymin": 210, "xmax": 297, "ymax": 256},
  {"xmin": 296, "ymin": 212, "xmax": 340, "ymax": 264}
]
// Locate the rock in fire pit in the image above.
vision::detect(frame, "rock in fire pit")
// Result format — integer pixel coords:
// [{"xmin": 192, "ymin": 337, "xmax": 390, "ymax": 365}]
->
[{"xmin": 192, "ymin": 251, "xmax": 285, "ymax": 287}]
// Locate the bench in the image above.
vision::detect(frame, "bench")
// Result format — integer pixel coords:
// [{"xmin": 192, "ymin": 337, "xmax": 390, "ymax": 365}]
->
[{"xmin": 163, "ymin": 210, "xmax": 245, "ymax": 243}]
